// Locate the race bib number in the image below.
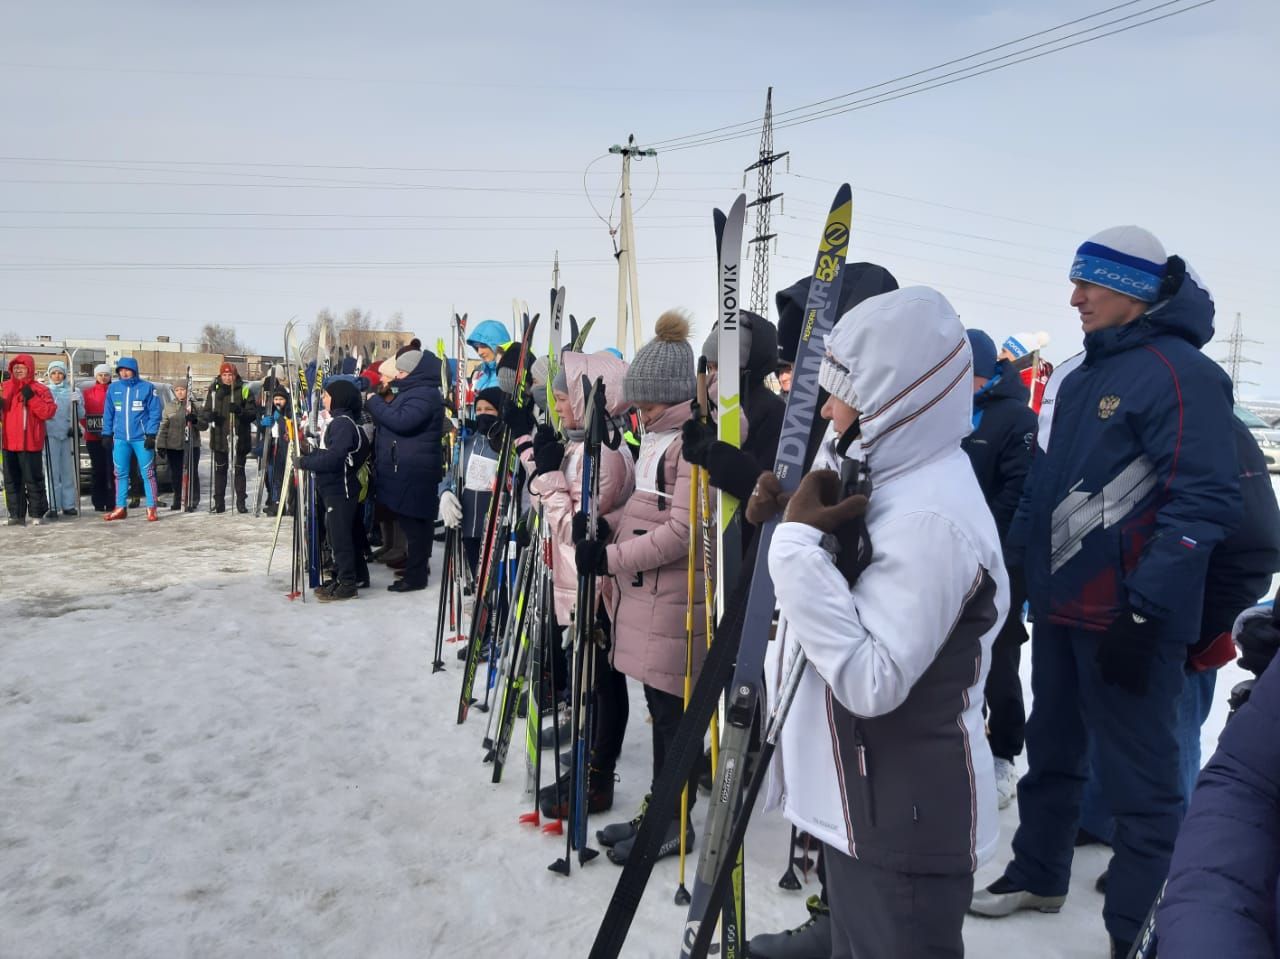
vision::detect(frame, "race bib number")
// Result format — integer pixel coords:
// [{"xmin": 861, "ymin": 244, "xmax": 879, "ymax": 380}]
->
[
  {"xmin": 465, "ymin": 450, "xmax": 499, "ymax": 492},
  {"xmin": 635, "ymin": 429, "xmax": 679, "ymax": 498}
]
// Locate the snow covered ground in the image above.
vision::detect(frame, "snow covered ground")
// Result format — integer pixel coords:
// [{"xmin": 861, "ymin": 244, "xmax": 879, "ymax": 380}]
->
[{"xmin": 0, "ymin": 490, "xmax": 1259, "ymax": 958}]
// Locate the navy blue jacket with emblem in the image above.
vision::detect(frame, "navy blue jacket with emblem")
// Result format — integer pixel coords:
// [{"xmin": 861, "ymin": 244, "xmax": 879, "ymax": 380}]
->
[
  {"xmin": 962, "ymin": 359, "xmax": 1037, "ymax": 543},
  {"xmin": 367, "ymin": 352, "xmax": 444, "ymax": 518},
  {"xmin": 1009, "ymin": 260, "xmax": 1241, "ymax": 642}
]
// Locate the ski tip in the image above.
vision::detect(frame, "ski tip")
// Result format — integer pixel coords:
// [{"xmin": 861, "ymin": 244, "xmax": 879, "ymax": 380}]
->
[
  {"xmin": 674, "ymin": 885, "xmax": 691, "ymax": 906},
  {"xmin": 518, "ymin": 811, "xmax": 540, "ymax": 827},
  {"xmin": 542, "ymin": 821, "xmax": 563, "ymax": 836},
  {"xmin": 548, "ymin": 859, "xmax": 571, "ymax": 876}
]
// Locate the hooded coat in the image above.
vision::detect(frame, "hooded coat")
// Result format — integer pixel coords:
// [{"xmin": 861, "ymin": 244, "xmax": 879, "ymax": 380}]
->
[
  {"xmin": 102, "ymin": 358, "xmax": 161, "ymax": 442},
  {"xmin": 1009, "ymin": 260, "xmax": 1242, "ymax": 640},
  {"xmin": 764, "ymin": 286, "xmax": 1007, "ymax": 875},
  {"xmin": 1, "ymin": 354, "xmax": 57, "ymax": 452},
  {"xmin": 523, "ymin": 351, "xmax": 636, "ymax": 625},
  {"xmin": 603, "ymin": 401, "xmax": 706, "ymax": 698},
  {"xmin": 367, "ymin": 350, "xmax": 444, "ymax": 518},
  {"xmin": 466, "ymin": 319, "xmax": 510, "ymax": 391},
  {"xmin": 80, "ymin": 378, "xmax": 109, "ymax": 441},
  {"xmin": 962, "ymin": 359, "xmax": 1037, "ymax": 542}
]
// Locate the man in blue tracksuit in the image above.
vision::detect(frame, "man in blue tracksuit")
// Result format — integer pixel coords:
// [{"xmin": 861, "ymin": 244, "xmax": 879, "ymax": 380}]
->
[
  {"xmin": 102, "ymin": 357, "xmax": 163, "ymax": 521},
  {"xmin": 970, "ymin": 226, "xmax": 1242, "ymax": 957}
]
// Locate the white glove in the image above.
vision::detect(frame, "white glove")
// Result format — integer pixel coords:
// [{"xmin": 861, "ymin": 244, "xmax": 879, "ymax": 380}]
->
[{"xmin": 440, "ymin": 489, "xmax": 463, "ymax": 528}]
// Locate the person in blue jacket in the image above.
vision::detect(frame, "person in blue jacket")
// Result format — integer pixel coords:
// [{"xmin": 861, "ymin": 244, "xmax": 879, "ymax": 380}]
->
[
  {"xmin": 101, "ymin": 357, "xmax": 163, "ymax": 522},
  {"xmin": 970, "ymin": 226, "xmax": 1243, "ymax": 957},
  {"xmin": 962, "ymin": 328, "xmax": 1039, "ymax": 810},
  {"xmin": 465, "ymin": 319, "xmax": 510, "ymax": 392},
  {"xmin": 258, "ymin": 387, "xmax": 292, "ymax": 513},
  {"xmin": 368, "ymin": 346, "xmax": 444, "ymax": 592},
  {"xmin": 1156, "ymin": 633, "xmax": 1280, "ymax": 956},
  {"xmin": 297, "ymin": 379, "xmax": 370, "ymax": 602}
]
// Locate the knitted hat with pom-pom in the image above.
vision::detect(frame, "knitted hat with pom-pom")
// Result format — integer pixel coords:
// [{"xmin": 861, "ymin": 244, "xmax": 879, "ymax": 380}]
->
[{"xmin": 623, "ymin": 311, "xmax": 696, "ymax": 405}]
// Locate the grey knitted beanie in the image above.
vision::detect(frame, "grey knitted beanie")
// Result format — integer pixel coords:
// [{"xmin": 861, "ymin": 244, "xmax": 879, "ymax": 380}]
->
[{"xmin": 624, "ymin": 311, "xmax": 696, "ymax": 405}]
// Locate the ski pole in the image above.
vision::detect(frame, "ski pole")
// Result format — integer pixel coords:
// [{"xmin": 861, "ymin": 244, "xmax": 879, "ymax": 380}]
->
[{"xmin": 675, "ymin": 451, "xmax": 699, "ymax": 906}]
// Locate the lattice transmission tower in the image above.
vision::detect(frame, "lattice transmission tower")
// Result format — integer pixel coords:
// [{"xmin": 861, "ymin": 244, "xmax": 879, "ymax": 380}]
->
[
  {"xmin": 745, "ymin": 88, "xmax": 788, "ymax": 316},
  {"xmin": 1218, "ymin": 312, "xmax": 1261, "ymax": 399}
]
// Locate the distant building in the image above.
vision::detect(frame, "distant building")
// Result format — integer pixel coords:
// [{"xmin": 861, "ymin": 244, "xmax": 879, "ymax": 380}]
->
[{"xmin": 337, "ymin": 329, "xmax": 418, "ymax": 364}]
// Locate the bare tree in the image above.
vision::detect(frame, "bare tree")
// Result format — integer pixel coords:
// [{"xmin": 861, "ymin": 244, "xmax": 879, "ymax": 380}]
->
[
  {"xmin": 199, "ymin": 323, "xmax": 247, "ymax": 354},
  {"xmin": 384, "ymin": 311, "xmax": 405, "ymax": 332},
  {"xmin": 0, "ymin": 329, "xmax": 24, "ymax": 347}
]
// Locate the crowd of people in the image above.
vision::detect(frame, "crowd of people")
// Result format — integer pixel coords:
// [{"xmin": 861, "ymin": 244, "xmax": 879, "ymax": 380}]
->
[{"xmin": 5, "ymin": 222, "xmax": 1280, "ymax": 957}]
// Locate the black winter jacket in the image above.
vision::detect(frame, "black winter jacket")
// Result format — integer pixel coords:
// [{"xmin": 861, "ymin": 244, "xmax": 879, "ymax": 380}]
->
[
  {"xmin": 961, "ymin": 361, "xmax": 1038, "ymax": 542},
  {"xmin": 298, "ymin": 413, "xmax": 369, "ymax": 502},
  {"xmin": 368, "ymin": 353, "xmax": 444, "ymax": 518}
]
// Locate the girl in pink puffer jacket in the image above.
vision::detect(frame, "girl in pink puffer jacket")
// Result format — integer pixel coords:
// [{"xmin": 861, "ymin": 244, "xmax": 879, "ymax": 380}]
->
[
  {"xmin": 518, "ymin": 350, "xmax": 637, "ymax": 819},
  {"xmin": 575, "ymin": 311, "xmax": 708, "ymax": 862}
]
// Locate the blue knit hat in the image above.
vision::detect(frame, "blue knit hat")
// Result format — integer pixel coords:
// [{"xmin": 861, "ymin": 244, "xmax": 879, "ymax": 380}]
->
[
  {"xmin": 1069, "ymin": 226, "xmax": 1167, "ymax": 303},
  {"xmin": 965, "ymin": 329, "xmax": 998, "ymax": 378}
]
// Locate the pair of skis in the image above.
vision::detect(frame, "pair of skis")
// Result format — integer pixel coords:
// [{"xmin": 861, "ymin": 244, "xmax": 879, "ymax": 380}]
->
[{"xmin": 589, "ymin": 183, "xmax": 855, "ymax": 959}]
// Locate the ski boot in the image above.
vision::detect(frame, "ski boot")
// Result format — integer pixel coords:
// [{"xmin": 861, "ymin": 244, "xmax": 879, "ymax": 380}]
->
[
  {"xmin": 538, "ymin": 767, "xmax": 615, "ymax": 820},
  {"xmin": 104, "ymin": 508, "xmax": 128, "ymax": 521},
  {"xmin": 747, "ymin": 895, "xmax": 833, "ymax": 959},
  {"xmin": 146, "ymin": 507, "xmax": 159, "ymax": 522},
  {"xmin": 597, "ymin": 794, "xmax": 650, "ymax": 847},
  {"xmin": 607, "ymin": 815, "xmax": 693, "ymax": 865},
  {"xmin": 43, "ymin": 510, "xmax": 59, "ymax": 522},
  {"xmin": 5, "ymin": 516, "xmax": 25, "ymax": 526},
  {"xmin": 62, "ymin": 508, "xmax": 78, "ymax": 517}
]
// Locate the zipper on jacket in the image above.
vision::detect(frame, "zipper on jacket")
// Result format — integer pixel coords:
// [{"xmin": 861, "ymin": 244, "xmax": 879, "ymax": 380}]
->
[{"xmin": 853, "ymin": 721, "xmax": 875, "ymax": 827}]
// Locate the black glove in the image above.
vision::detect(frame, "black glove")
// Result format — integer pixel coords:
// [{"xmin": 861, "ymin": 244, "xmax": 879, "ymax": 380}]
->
[
  {"xmin": 572, "ymin": 511, "xmax": 611, "ymax": 544},
  {"xmin": 239, "ymin": 409, "xmax": 256, "ymax": 423},
  {"xmin": 533, "ymin": 437, "xmax": 565, "ymax": 475},
  {"xmin": 680, "ymin": 417, "xmax": 718, "ymax": 468},
  {"xmin": 144, "ymin": 435, "xmax": 156, "ymax": 451},
  {"xmin": 531, "ymin": 422, "xmax": 558, "ymax": 452},
  {"xmin": 100, "ymin": 436, "xmax": 113, "ymax": 452},
  {"xmin": 1096, "ymin": 611, "xmax": 1162, "ymax": 696},
  {"xmin": 502, "ymin": 398, "xmax": 536, "ymax": 437},
  {"xmin": 20, "ymin": 384, "xmax": 34, "ymax": 401},
  {"xmin": 185, "ymin": 412, "xmax": 199, "ymax": 426},
  {"xmin": 66, "ymin": 427, "xmax": 74, "ymax": 439},
  {"xmin": 209, "ymin": 411, "xmax": 225, "ymax": 426},
  {"xmin": 1237, "ymin": 613, "xmax": 1280, "ymax": 677},
  {"xmin": 575, "ymin": 538, "xmax": 609, "ymax": 577}
]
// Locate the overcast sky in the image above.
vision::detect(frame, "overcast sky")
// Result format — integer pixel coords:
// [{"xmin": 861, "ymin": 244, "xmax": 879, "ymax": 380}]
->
[{"xmin": 2, "ymin": 1, "xmax": 1276, "ymax": 394}]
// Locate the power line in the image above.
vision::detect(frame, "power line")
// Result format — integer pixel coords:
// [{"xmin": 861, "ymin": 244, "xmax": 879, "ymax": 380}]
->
[
  {"xmin": 657, "ymin": 1, "xmax": 1216, "ymax": 152},
  {"xmin": 650, "ymin": 0, "xmax": 1157, "ymax": 148}
]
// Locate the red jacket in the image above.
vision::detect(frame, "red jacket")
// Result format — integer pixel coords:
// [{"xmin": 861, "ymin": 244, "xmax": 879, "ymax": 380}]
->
[
  {"xmin": 1, "ymin": 354, "xmax": 57, "ymax": 452},
  {"xmin": 80, "ymin": 380, "xmax": 109, "ymax": 441}
]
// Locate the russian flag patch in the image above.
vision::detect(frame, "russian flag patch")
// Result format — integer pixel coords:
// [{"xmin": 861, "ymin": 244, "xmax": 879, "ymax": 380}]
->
[{"xmin": 1180, "ymin": 536, "xmax": 1198, "ymax": 549}]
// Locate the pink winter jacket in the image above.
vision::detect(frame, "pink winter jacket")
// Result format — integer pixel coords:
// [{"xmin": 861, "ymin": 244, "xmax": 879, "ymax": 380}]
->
[
  {"xmin": 522, "ymin": 352, "xmax": 636, "ymax": 626},
  {"xmin": 604, "ymin": 401, "xmax": 708, "ymax": 698}
]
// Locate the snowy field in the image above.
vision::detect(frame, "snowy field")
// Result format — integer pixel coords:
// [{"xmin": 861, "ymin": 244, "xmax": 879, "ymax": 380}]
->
[{"xmin": 0, "ymin": 483, "xmax": 1258, "ymax": 958}]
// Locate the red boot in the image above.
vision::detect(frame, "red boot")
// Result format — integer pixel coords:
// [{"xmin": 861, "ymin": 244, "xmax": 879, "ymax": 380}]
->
[
  {"xmin": 146, "ymin": 507, "xmax": 159, "ymax": 522},
  {"xmin": 104, "ymin": 508, "xmax": 128, "ymax": 521}
]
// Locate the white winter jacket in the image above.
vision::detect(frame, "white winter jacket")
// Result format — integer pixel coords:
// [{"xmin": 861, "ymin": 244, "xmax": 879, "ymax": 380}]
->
[{"xmin": 763, "ymin": 286, "xmax": 1008, "ymax": 874}]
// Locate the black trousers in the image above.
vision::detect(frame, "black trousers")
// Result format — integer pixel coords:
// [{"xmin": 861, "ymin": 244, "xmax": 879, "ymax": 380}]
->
[
  {"xmin": 322, "ymin": 492, "xmax": 369, "ymax": 587},
  {"xmin": 213, "ymin": 446, "xmax": 250, "ymax": 508},
  {"xmin": 825, "ymin": 843, "xmax": 972, "ymax": 959},
  {"xmin": 165, "ymin": 447, "xmax": 201, "ymax": 508},
  {"xmin": 87, "ymin": 439, "xmax": 113, "ymax": 509},
  {"xmin": 588, "ymin": 615, "xmax": 627, "ymax": 776},
  {"xmin": 398, "ymin": 513, "xmax": 433, "ymax": 588},
  {"xmin": 3, "ymin": 450, "xmax": 48, "ymax": 519},
  {"xmin": 644, "ymin": 683, "xmax": 697, "ymax": 816},
  {"xmin": 986, "ymin": 566, "xmax": 1028, "ymax": 761}
]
